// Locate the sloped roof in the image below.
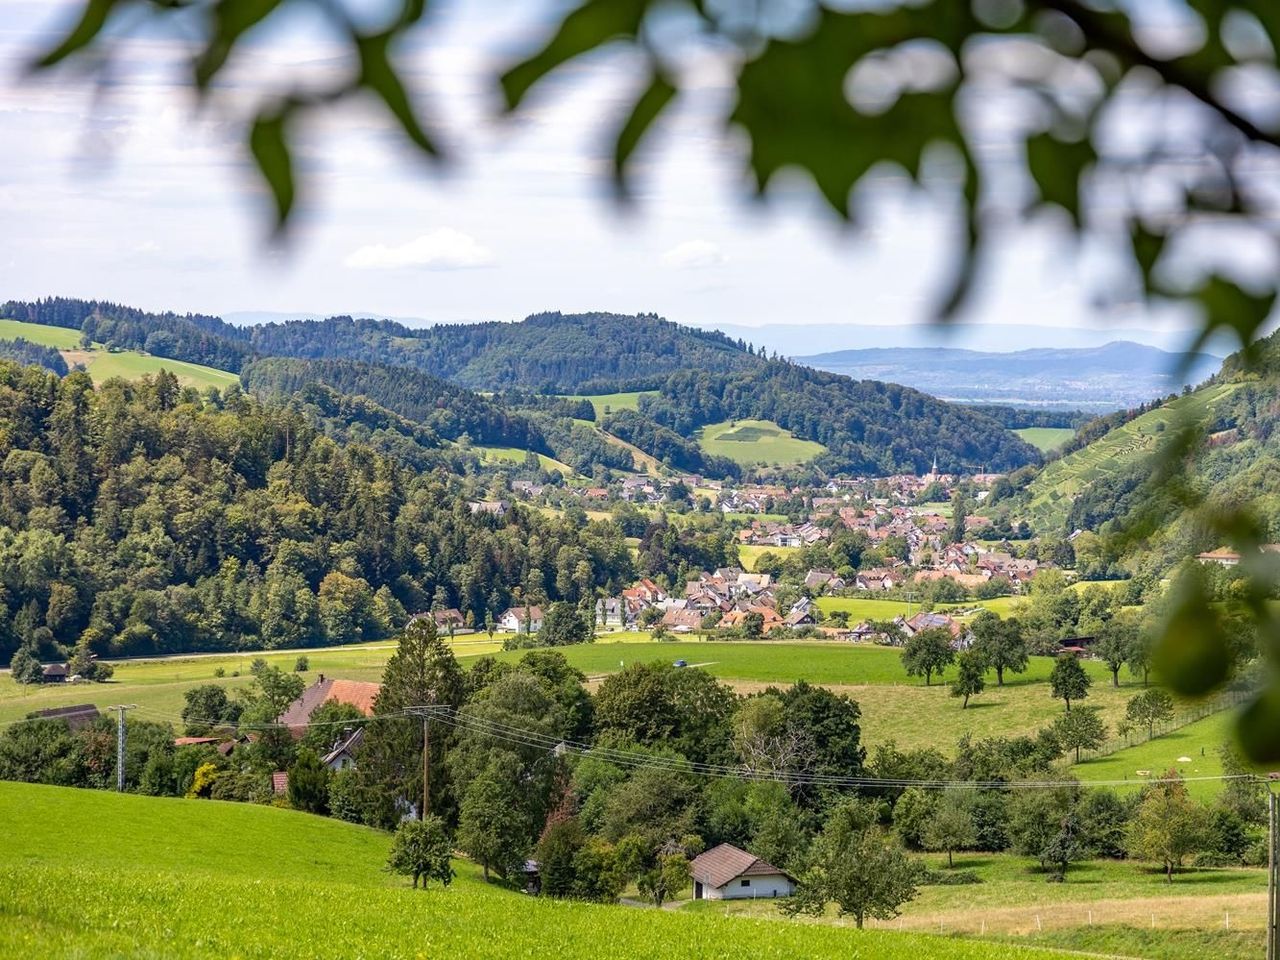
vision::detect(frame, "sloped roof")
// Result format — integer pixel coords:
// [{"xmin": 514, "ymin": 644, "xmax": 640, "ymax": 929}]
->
[
  {"xmin": 33, "ymin": 704, "xmax": 99, "ymax": 732},
  {"xmin": 278, "ymin": 678, "xmax": 380, "ymax": 730},
  {"xmin": 690, "ymin": 843, "xmax": 792, "ymax": 889}
]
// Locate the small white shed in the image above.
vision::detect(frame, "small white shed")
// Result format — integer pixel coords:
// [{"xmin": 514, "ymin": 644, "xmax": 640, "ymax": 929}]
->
[{"xmin": 690, "ymin": 843, "xmax": 795, "ymax": 901}]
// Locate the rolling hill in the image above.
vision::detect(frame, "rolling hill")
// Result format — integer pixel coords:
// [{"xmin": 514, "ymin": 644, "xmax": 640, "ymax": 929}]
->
[
  {"xmin": 798, "ymin": 342, "xmax": 1222, "ymax": 410},
  {"xmin": 0, "ymin": 782, "xmax": 1070, "ymax": 960}
]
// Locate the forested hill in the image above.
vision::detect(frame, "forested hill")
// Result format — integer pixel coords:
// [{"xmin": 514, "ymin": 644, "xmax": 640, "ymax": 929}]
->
[
  {"xmin": 0, "ymin": 361, "xmax": 642, "ymax": 665},
  {"xmin": 241, "ymin": 358, "xmax": 547, "ymax": 451},
  {"xmin": 632, "ymin": 362, "xmax": 1040, "ymax": 474},
  {"xmin": 245, "ymin": 311, "xmax": 756, "ymax": 392},
  {"xmin": 1005, "ymin": 330, "xmax": 1280, "ymax": 562}
]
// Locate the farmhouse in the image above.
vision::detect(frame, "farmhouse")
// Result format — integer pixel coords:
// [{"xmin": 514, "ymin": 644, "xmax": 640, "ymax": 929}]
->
[
  {"xmin": 279, "ymin": 675, "xmax": 380, "ymax": 735},
  {"xmin": 690, "ymin": 843, "xmax": 796, "ymax": 900},
  {"xmin": 499, "ymin": 606, "xmax": 545, "ymax": 633},
  {"xmin": 40, "ymin": 663, "xmax": 68, "ymax": 683}
]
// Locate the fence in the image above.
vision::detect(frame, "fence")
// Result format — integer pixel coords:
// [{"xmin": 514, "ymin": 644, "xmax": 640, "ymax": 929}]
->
[{"xmin": 1074, "ymin": 685, "xmax": 1256, "ymax": 765}]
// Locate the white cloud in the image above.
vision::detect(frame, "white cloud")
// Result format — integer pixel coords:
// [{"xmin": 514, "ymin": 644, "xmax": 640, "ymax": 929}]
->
[
  {"xmin": 661, "ymin": 239, "xmax": 727, "ymax": 270},
  {"xmin": 344, "ymin": 228, "xmax": 494, "ymax": 270}
]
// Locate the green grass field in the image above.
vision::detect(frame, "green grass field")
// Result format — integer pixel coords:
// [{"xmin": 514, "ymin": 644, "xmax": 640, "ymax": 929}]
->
[
  {"xmin": 0, "ymin": 783, "xmax": 1071, "ymax": 960},
  {"xmin": 695, "ymin": 849, "xmax": 1265, "ymax": 960},
  {"xmin": 0, "ymin": 318, "xmax": 82, "ymax": 348},
  {"xmin": 1019, "ymin": 382, "xmax": 1241, "ymax": 533},
  {"xmin": 1014, "ymin": 428, "xmax": 1075, "ymax": 452},
  {"xmin": 0, "ymin": 317, "xmax": 240, "ymax": 390},
  {"xmin": 738, "ymin": 544, "xmax": 802, "ymax": 571},
  {"xmin": 816, "ymin": 595, "xmax": 1023, "ymax": 622},
  {"xmin": 562, "ymin": 390, "xmax": 658, "ymax": 420},
  {"xmin": 473, "ymin": 445, "xmax": 579, "ymax": 477},
  {"xmin": 697, "ymin": 419, "xmax": 826, "ymax": 467}
]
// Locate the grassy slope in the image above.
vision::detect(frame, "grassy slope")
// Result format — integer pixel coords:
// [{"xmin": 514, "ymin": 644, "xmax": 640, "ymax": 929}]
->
[
  {"xmin": 698, "ymin": 419, "xmax": 826, "ymax": 467},
  {"xmin": 738, "ymin": 544, "xmax": 802, "ymax": 571},
  {"xmin": 1018, "ymin": 382, "xmax": 1240, "ymax": 533},
  {"xmin": 1014, "ymin": 427, "xmax": 1074, "ymax": 452},
  {"xmin": 0, "ymin": 317, "xmax": 239, "ymax": 390},
  {"xmin": 473, "ymin": 444, "xmax": 579, "ymax": 477},
  {"xmin": 0, "ymin": 783, "xmax": 1069, "ymax": 960}
]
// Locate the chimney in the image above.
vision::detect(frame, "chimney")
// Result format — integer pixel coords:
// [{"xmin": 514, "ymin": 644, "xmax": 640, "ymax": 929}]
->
[{"xmin": 318, "ymin": 673, "xmax": 325, "ymax": 684}]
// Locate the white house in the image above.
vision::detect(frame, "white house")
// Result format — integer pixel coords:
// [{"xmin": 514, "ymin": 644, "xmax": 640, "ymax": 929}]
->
[
  {"xmin": 498, "ymin": 605, "xmax": 544, "ymax": 634},
  {"xmin": 690, "ymin": 843, "xmax": 796, "ymax": 901}
]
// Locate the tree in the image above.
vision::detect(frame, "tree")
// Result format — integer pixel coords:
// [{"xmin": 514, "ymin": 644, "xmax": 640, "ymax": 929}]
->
[
  {"xmin": 1008, "ymin": 786, "xmax": 1087, "ymax": 881},
  {"xmin": 8, "ymin": 643, "xmax": 43, "ymax": 685},
  {"xmin": 969, "ymin": 612, "xmax": 1027, "ymax": 686},
  {"xmin": 387, "ymin": 816, "xmax": 455, "ymax": 889},
  {"xmin": 786, "ymin": 800, "xmax": 924, "ymax": 928},
  {"xmin": 1053, "ymin": 706, "xmax": 1108, "ymax": 763},
  {"xmin": 540, "ymin": 602, "xmax": 592, "ymax": 647},
  {"xmin": 537, "ymin": 817, "xmax": 586, "ymax": 898},
  {"xmin": 181, "ymin": 684, "xmax": 242, "ymax": 735},
  {"xmin": 287, "ymin": 748, "xmax": 330, "ymax": 814},
  {"xmin": 949, "ymin": 651, "xmax": 985, "ymax": 709},
  {"xmin": 1092, "ymin": 616, "xmax": 1136, "ymax": 688},
  {"xmin": 1127, "ymin": 775, "xmax": 1212, "ymax": 883},
  {"xmin": 901, "ymin": 628, "xmax": 954, "ymax": 686},
  {"xmin": 1126, "ymin": 688, "xmax": 1175, "ymax": 741},
  {"xmin": 950, "ymin": 490, "xmax": 967, "ymax": 546},
  {"xmin": 637, "ymin": 853, "xmax": 689, "ymax": 907},
  {"xmin": 457, "ymin": 771, "xmax": 531, "ymax": 882},
  {"xmin": 1049, "ymin": 655, "xmax": 1090, "ymax": 712},
  {"xmin": 923, "ymin": 791, "xmax": 976, "ymax": 868}
]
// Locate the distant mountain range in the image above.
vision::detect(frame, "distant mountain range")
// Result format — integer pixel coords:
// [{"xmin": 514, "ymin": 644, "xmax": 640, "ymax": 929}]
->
[{"xmin": 794, "ymin": 342, "xmax": 1223, "ymax": 410}]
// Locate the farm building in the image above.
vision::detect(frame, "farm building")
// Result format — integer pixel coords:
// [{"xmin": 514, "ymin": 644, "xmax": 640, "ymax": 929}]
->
[
  {"xmin": 279, "ymin": 675, "xmax": 380, "ymax": 736},
  {"xmin": 498, "ymin": 606, "xmax": 544, "ymax": 633},
  {"xmin": 33, "ymin": 704, "xmax": 100, "ymax": 731},
  {"xmin": 690, "ymin": 844, "xmax": 795, "ymax": 901}
]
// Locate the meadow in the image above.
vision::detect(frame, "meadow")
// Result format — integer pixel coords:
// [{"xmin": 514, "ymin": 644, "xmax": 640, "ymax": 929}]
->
[
  {"xmin": 561, "ymin": 390, "xmax": 658, "ymax": 419},
  {"xmin": 816, "ymin": 595, "xmax": 1023, "ymax": 621},
  {"xmin": 697, "ymin": 419, "xmax": 826, "ymax": 467},
  {"xmin": 737, "ymin": 544, "xmax": 801, "ymax": 571},
  {"xmin": 0, "ymin": 782, "xmax": 1073, "ymax": 960},
  {"xmin": 1013, "ymin": 427, "xmax": 1075, "ymax": 452},
  {"xmin": 0, "ymin": 317, "xmax": 239, "ymax": 390},
  {"xmin": 472, "ymin": 445, "xmax": 579, "ymax": 477},
  {"xmin": 694, "ymin": 850, "xmax": 1266, "ymax": 960}
]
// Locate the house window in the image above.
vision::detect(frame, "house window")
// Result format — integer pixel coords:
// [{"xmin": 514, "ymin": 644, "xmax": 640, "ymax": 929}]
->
[{"xmin": 740, "ymin": 879, "xmax": 750, "ymax": 887}]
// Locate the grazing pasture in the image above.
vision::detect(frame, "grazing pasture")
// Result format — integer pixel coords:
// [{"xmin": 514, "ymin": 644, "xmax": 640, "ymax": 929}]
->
[
  {"xmin": 697, "ymin": 418, "xmax": 826, "ymax": 466},
  {"xmin": 1013, "ymin": 427, "xmax": 1075, "ymax": 452},
  {"xmin": 561, "ymin": 390, "xmax": 658, "ymax": 419}
]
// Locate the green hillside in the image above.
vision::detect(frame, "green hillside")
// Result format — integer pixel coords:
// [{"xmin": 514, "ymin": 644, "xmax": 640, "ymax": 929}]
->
[
  {"xmin": 1014, "ymin": 427, "xmax": 1074, "ymax": 452},
  {"xmin": 563, "ymin": 390, "xmax": 658, "ymax": 419},
  {"xmin": 0, "ymin": 783, "xmax": 1068, "ymax": 960},
  {"xmin": 0, "ymin": 316, "xmax": 238, "ymax": 390},
  {"xmin": 698, "ymin": 418, "xmax": 826, "ymax": 467},
  {"xmin": 1017, "ymin": 381, "xmax": 1240, "ymax": 533}
]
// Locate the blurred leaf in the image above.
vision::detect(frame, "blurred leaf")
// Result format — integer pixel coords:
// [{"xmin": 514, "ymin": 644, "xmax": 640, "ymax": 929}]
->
[
  {"xmin": 1026, "ymin": 132, "xmax": 1095, "ymax": 226},
  {"xmin": 357, "ymin": 32, "xmax": 438, "ymax": 156},
  {"xmin": 1236, "ymin": 686, "xmax": 1280, "ymax": 763},
  {"xmin": 1130, "ymin": 222, "xmax": 1165, "ymax": 295},
  {"xmin": 195, "ymin": 0, "xmax": 283, "ymax": 90},
  {"xmin": 33, "ymin": 0, "xmax": 120, "ymax": 68},
  {"xmin": 612, "ymin": 69, "xmax": 676, "ymax": 200},
  {"xmin": 1152, "ymin": 575, "xmax": 1231, "ymax": 696},
  {"xmin": 500, "ymin": 0, "xmax": 649, "ymax": 111},
  {"xmin": 249, "ymin": 107, "xmax": 295, "ymax": 230},
  {"xmin": 1183, "ymin": 275, "xmax": 1277, "ymax": 370}
]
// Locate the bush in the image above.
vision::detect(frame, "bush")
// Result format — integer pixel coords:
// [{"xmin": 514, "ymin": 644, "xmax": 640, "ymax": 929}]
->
[
  {"xmin": 294, "ymin": 656, "xmax": 309, "ymax": 672},
  {"xmin": 387, "ymin": 817, "xmax": 455, "ymax": 889},
  {"xmin": 920, "ymin": 869, "xmax": 982, "ymax": 886}
]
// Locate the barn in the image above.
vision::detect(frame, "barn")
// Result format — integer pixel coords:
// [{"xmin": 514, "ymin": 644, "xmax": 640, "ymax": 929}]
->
[{"xmin": 690, "ymin": 843, "xmax": 796, "ymax": 901}]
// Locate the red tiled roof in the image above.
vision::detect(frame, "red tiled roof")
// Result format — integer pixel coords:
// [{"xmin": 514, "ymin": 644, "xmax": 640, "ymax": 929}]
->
[{"xmin": 278, "ymin": 678, "xmax": 380, "ymax": 731}]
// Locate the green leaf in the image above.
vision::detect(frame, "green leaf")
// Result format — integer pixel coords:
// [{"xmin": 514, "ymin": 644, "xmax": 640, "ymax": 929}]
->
[
  {"xmin": 1152, "ymin": 578, "xmax": 1230, "ymax": 697},
  {"xmin": 249, "ymin": 107, "xmax": 295, "ymax": 230},
  {"xmin": 1183, "ymin": 275, "xmax": 1278, "ymax": 368},
  {"xmin": 33, "ymin": 0, "xmax": 120, "ymax": 69},
  {"xmin": 612, "ymin": 69, "xmax": 676, "ymax": 200},
  {"xmin": 1130, "ymin": 222, "xmax": 1165, "ymax": 294},
  {"xmin": 1236, "ymin": 687, "xmax": 1280, "ymax": 763},
  {"xmin": 500, "ymin": 0, "xmax": 649, "ymax": 111},
  {"xmin": 195, "ymin": 0, "xmax": 284, "ymax": 90},
  {"xmin": 357, "ymin": 32, "xmax": 438, "ymax": 156},
  {"xmin": 1025, "ymin": 132, "xmax": 1095, "ymax": 226}
]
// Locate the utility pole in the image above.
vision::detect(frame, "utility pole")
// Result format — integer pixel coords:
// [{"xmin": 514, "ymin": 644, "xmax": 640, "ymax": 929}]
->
[
  {"xmin": 110, "ymin": 705, "xmax": 137, "ymax": 792},
  {"xmin": 421, "ymin": 712, "xmax": 431, "ymax": 821},
  {"xmin": 1270, "ymin": 789, "xmax": 1278, "ymax": 960}
]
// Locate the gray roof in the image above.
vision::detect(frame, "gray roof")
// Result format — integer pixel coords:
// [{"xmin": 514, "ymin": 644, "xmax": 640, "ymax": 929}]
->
[{"xmin": 690, "ymin": 843, "xmax": 793, "ymax": 889}]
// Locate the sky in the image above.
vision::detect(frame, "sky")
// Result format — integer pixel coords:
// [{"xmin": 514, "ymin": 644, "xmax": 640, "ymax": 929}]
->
[{"xmin": 0, "ymin": 0, "xmax": 1264, "ymax": 351}]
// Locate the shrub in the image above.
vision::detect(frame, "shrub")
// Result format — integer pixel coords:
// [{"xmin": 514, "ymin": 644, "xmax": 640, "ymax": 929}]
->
[
  {"xmin": 294, "ymin": 656, "xmax": 309, "ymax": 672},
  {"xmin": 387, "ymin": 817, "xmax": 455, "ymax": 889}
]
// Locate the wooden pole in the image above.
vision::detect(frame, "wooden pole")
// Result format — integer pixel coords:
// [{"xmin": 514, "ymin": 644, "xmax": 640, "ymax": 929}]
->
[
  {"xmin": 421, "ymin": 714, "xmax": 431, "ymax": 821},
  {"xmin": 1269, "ymin": 792, "xmax": 1277, "ymax": 960}
]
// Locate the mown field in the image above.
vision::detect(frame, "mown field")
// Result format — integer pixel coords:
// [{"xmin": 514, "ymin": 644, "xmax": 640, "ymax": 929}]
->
[
  {"xmin": 697, "ymin": 419, "xmax": 826, "ymax": 467},
  {"xmin": 816, "ymin": 595, "xmax": 1023, "ymax": 621},
  {"xmin": 1018, "ymin": 382, "xmax": 1241, "ymax": 533},
  {"xmin": 0, "ymin": 317, "xmax": 239, "ymax": 390},
  {"xmin": 472, "ymin": 445, "xmax": 579, "ymax": 477},
  {"xmin": 738, "ymin": 544, "xmax": 802, "ymax": 571},
  {"xmin": 2, "ymin": 636, "xmax": 1160, "ymax": 754},
  {"xmin": 693, "ymin": 849, "xmax": 1265, "ymax": 960},
  {"xmin": 1013, "ymin": 428, "xmax": 1075, "ymax": 452},
  {"xmin": 0, "ymin": 783, "xmax": 1073, "ymax": 960}
]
